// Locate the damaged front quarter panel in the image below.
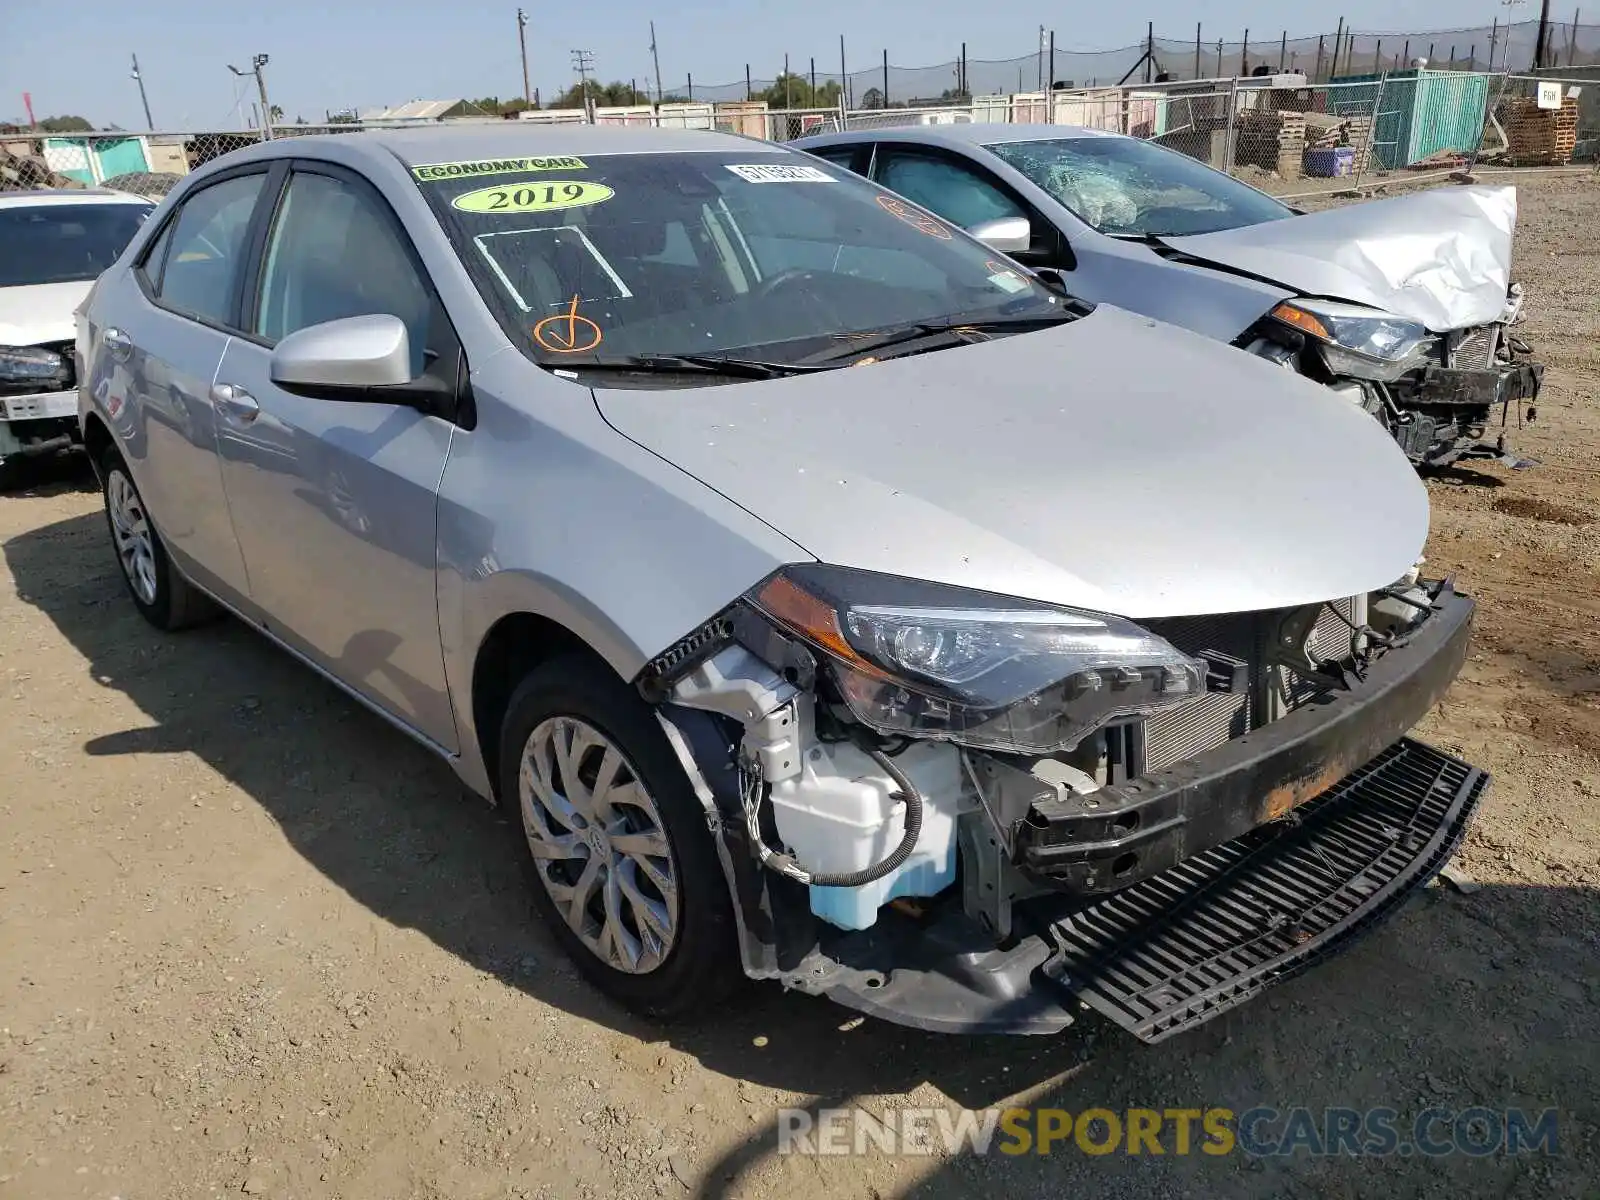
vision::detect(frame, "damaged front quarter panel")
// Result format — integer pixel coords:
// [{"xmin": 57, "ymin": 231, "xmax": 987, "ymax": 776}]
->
[{"xmin": 1162, "ymin": 185, "xmax": 1518, "ymax": 332}]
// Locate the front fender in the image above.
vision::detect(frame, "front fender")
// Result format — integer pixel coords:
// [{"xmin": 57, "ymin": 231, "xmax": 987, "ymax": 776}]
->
[{"xmin": 435, "ymin": 365, "xmax": 810, "ymax": 798}]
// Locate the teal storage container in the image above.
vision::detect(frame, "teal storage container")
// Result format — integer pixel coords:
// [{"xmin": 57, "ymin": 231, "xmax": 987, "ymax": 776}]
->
[{"xmin": 1327, "ymin": 70, "xmax": 1490, "ymax": 168}]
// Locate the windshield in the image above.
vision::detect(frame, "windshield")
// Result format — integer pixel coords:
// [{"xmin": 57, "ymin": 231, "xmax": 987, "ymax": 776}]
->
[
  {"xmin": 0, "ymin": 202, "xmax": 153, "ymax": 287},
  {"xmin": 987, "ymin": 137, "xmax": 1294, "ymax": 238},
  {"xmin": 414, "ymin": 151, "xmax": 1071, "ymax": 373}
]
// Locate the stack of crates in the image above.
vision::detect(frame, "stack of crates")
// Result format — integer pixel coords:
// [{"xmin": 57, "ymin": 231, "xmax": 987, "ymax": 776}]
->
[{"xmin": 1503, "ymin": 96, "xmax": 1580, "ymax": 166}]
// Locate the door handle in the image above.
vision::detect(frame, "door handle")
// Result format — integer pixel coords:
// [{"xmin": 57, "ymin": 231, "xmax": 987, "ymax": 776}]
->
[
  {"xmin": 103, "ymin": 326, "xmax": 133, "ymax": 362},
  {"xmin": 210, "ymin": 382, "xmax": 261, "ymax": 425}
]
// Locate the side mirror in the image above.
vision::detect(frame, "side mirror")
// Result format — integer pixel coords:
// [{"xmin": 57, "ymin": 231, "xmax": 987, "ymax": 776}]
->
[
  {"xmin": 966, "ymin": 215, "xmax": 1032, "ymax": 255},
  {"xmin": 269, "ymin": 314, "xmax": 442, "ymax": 408}
]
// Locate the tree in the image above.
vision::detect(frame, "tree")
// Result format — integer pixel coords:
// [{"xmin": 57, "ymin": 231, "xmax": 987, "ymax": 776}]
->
[
  {"xmin": 757, "ymin": 73, "xmax": 842, "ymax": 110},
  {"xmin": 548, "ymin": 79, "xmax": 647, "ymax": 109},
  {"xmin": 858, "ymin": 86, "xmax": 885, "ymax": 110},
  {"xmin": 38, "ymin": 114, "xmax": 93, "ymax": 132},
  {"xmin": 268, "ymin": 105, "xmax": 285, "ymax": 123}
]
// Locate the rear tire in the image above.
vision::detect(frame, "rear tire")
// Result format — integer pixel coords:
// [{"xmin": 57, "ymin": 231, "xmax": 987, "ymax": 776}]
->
[
  {"xmin": 498, "ymin": 654, "xmax": 742, "ymax": 1018},
  {"xmin": 98, "ymin": 448, "xmax": 217, "ymax": 631}
]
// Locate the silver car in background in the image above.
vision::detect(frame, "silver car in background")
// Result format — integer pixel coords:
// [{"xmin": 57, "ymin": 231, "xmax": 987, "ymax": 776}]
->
[
  {"xmin": 798, "ymin": 124, "xmax": 1542, "ymax": 470},
  {"xmin": 75, "ymin": 125, "xmax": 1486, "ymax": 1044}
]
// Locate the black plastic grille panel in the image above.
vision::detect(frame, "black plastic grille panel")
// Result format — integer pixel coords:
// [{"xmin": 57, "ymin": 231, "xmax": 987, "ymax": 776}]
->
[{"xmin": 1042, "ymin": 738, "xmax": 1488, "ymax": 1043}]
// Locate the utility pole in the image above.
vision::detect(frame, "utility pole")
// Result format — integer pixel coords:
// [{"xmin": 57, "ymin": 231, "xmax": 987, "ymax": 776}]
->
[
  {"xmin": 1534, "ymin": 0, "xmax": 1553, "ymax": 67},
  {"xmin": 130, "ymin": 52, "xmax": 154, "ymax": 129},
  {"xmin": 517, "ymin": 9, "xmax": 532, "ymax": 107},
  {"xmin": 1037, "ymin": 24, "xmax": 1045, "ymax": 91},
  {"xmin": 227, "ymin": 54, "xmax": 272, "ymax": 138},
  {"xmin": 571, "ymin": 48, "xmax": 595, "ymax": 121},
  {"xmin": 649, "ymin": 21, "xmax": 664, "ymax": 103}
]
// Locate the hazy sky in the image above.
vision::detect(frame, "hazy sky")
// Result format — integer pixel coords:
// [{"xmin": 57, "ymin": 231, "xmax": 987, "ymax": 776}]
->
[{"xmin": 1, "ymin": 2, "xmax": 1561, "ymax": 129}]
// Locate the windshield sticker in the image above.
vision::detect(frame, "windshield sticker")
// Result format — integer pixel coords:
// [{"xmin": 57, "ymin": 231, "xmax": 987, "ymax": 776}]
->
[
  {"xmin": 474, "ymin": 226, "xmax": 633, "ymax": 312},
  {"xmin": 532, "ymin": 295, "xmax": 604, "ymax": 354},
  {"xmin": 985, "ymin": 260, "xmax": 1031, "ymax": 294},
  {"xmin": 453, "ymin": 180, "xmax": 614, "ymax": 214},
  {"xmin": 875, "ymin": 194, "xmax": 952, "ymax": 240},
  {"xmin": 412, "ymin": 156, "xmax": 588, "ymax": 182},
  {"xmin": 724, "ymin": 163, "xmax": 836, "ymax": 184}
]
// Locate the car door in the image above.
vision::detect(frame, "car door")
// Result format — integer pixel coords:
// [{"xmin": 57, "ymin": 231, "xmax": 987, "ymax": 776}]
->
[
  {"xmin": 211, "ymin": 160, "xmax": 462, "ymax": 749},
  {"xmin": 90, "ymin": 166, "xmax": 276, "ymax": 605},
  {"xmin": 870, "ymin": 146, "xmax": 1070, "ymax": 270}
]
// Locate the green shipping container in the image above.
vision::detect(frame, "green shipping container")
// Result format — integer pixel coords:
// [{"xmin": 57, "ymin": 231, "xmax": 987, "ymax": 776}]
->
[{"xmin": 1327, "ymin": 69, "xmax": 1491, "ymax": 168}]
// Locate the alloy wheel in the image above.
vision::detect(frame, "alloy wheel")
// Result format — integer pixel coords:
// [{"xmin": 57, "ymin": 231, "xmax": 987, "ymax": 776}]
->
[
  {"xmin": 107, "ymin": 470, "xmax": 158, "ymax": 605},
  {"xmin": 517, "ymin": 716, "xmax": 680, "ymax": 974}
]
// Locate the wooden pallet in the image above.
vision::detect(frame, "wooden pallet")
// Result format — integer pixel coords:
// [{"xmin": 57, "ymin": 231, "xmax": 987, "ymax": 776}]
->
[
  {"xmin": 1234, "ymin": 109, "xmax": 1306, "ymax": 177},
  {"xmin": 1503, "ymin": 96, "xmax": 1579, "ymax": 166}
]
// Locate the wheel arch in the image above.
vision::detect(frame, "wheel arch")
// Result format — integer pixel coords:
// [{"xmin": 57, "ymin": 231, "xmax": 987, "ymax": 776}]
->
[
  {"xmin": 81, "ymin": 410, "xmax": 115, "ymax": 481},
  {"xmin": 468, "ymin": 609, "xmax": 625, "ymax": 806}
]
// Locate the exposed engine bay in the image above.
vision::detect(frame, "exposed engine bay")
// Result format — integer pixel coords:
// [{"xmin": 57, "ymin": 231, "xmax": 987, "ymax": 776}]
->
[
  {"xmin": 638, "ymin": 562, "xmax": 1488, "ymax": 1041},
  {"xmin": 1241, "ymin": 286, "xmax": 1541, "ymax": 470}
]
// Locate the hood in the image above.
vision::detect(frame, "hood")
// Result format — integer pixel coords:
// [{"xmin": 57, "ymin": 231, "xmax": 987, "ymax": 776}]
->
[
  {"xmin": 594, "ymin": 305, "xmax": 1429, "ymax": 620},
  {"xmin": 0, "ymin": 280, "xmax": 93, "ymax": 346},
  {"xmin": 1159, "ymin": 185, "xmax": 1516, "ymax": 332}
]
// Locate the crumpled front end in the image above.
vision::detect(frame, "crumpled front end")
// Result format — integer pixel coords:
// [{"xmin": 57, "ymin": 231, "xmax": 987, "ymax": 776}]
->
[{"xmin": 642, "ymin": 563, "xmax": 1488, "ymax": 1043}]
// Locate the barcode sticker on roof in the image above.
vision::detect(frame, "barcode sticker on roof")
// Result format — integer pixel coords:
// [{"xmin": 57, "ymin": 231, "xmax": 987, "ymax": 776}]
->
[{"xmin": 724, "ymin": 163, "xmax": 836, "ymax": 183}]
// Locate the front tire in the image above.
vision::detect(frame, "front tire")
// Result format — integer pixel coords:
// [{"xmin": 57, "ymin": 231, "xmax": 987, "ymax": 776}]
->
[
  {"xmin": 499, "ymin": 655, "xmax": 742, "ymax": 1018},
  {"xmin": 99, "ymin": 450, "xmax": 217, "ymax": 631}
]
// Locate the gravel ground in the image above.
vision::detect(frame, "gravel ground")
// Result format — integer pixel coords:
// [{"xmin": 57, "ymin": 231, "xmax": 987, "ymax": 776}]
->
[{"xmin": 1, "ymin": 174, "xmax": 1597, "ymax": 1200}]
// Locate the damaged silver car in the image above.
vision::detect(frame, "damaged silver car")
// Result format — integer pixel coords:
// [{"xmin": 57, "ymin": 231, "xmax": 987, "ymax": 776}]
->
[
  {"xmin": 77, "ymin": 126, "xmax": 1488, "ymax": 1043},
  {"xmin": 798, "ymin": 125, "xmax": 1543, "ymax": 470}
]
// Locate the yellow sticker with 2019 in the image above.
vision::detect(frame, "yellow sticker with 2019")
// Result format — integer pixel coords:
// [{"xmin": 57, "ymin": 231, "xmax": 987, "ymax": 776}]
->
[{"xmin": 452, "ymin": 180, "xmax": 613, "ymax": 214}]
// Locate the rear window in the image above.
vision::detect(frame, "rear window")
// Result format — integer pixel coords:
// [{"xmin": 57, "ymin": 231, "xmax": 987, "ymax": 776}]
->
[
  {"xmin": 412, "ymin": 150, "xmax": 1063, "ymax": 368},
  {"xmin": 0, "ymin": 202, "xmax": 153, "ymax": 287}
]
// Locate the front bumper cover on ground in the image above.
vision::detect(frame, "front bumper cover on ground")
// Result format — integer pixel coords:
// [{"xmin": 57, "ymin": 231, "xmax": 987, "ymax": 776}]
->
[{"xmin": 808, "ymin": 737, "xmax": 1487, "ymax": 1041}]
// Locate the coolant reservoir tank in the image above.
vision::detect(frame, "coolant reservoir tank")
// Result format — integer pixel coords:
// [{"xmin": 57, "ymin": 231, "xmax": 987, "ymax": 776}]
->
[{"xmin": 766, "ymin": 738, "xmax": 970, "ymax": 931}]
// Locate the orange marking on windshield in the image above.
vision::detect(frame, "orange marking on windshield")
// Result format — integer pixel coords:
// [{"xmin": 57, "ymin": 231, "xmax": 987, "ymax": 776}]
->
[
  {"xmin": 876, "ymin": 193, "xmax": 953, "ymax": 240},
  {"xmin": 532, "ymin": 295, "xmax": 603, "ymax": 354}
]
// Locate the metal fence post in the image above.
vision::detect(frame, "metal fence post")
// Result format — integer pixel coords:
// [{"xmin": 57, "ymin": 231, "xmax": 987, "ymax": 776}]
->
[
  {"xmin": 1467, "ymin": 71, "xmax": 1513, "ymax": 174},
  {"xmin": 1351, "ymin": 72, "xmax": 1387, "ymax": 188},
  {"xmin": 1223, "ymin": 75, "xmax": 1240, "ymax": 175}
]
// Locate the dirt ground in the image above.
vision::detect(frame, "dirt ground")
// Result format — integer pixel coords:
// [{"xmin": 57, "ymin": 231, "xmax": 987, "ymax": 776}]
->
[{"xmin": 2, "ymin": 174, "xmax": 1598, "ymax": 1200}]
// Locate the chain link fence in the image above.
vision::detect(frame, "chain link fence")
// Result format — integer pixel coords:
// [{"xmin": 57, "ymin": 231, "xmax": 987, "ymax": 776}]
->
[{"xmin": 3, "ymin": 69, "xmax": 1594, "ymax": 203}]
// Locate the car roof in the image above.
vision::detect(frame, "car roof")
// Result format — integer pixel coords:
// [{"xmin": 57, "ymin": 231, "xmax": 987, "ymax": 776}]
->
[
  {"xmin": 797, "ymin": 123, "xmax": 1122, "ymax": 150},
  {"xmin": 220, "ymin": 123, "xmax": 779, "ymax": 176},
  {"xmin": 0, "ymin": 187, "xmax": 155, "ymax": 208}
]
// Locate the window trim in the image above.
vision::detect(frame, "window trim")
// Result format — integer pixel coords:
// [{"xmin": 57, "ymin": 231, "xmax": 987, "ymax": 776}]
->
[
  {"xmin": 869, "ymin": 144, "xmax": 1070, "ymax": 268},
  {"xmin": 242, "ymin": 158, "xmax": 471, "ymax": 427},
  {"xmin": 134, "ymin": 162, "xmax": 285, "ymax": 336}
]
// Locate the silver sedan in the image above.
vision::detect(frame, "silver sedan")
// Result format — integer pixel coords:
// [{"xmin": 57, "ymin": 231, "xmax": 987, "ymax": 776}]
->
[
  {"xmin": 798, "ymin": 124, "xmax": 1542, "ymax": 470},
  {"xmin": 76, "ymin": 125, "xmax": 1484, "ymax": 1041}
]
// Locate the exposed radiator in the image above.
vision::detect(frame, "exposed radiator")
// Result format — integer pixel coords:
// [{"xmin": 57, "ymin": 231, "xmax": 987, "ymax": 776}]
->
[
  {"xmin": 1449, "ymin": 325, "xmax": 1498, "ymax": 371},
  {"xmin": 1139, "ymin": 598, "xmax": 1361, "ymax": 774}
]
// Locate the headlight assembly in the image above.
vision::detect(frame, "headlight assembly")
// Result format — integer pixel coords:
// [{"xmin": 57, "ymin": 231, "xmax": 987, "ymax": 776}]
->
[
  {"xmin": 746, "ymin": 565, "xmax": 1206, "ymax": 755},
  {"xmin": 1271, "ymin": 299, "xmax": 1433, "ymax": 382},
  {"xmin": 0, "ymin": 345, "xmax": 68, "ymax": 386}
]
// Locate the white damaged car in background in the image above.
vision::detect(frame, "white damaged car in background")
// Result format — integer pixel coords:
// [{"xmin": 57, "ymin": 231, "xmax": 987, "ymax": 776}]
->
[
  {"xmin": 0, "ymin": 188, "xmax": 153, "ymax": 486},
  {"xmin": 797, "ymin": 126, "xmax": 1543, "ymax": 471}
]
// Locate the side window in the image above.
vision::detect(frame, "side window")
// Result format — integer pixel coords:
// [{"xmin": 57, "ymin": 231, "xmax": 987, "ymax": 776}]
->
[
  {"xmin": 254, "ymin": 170, "xmax": 433, "ymax": 376},
  {"xmin": 808, "ymin": 146, "xmax": 866, "ymax": 176},
  {"xmin": 137, "ymin": 218, "xmax": 174, "ymax": 291},
  {"xmin": 876, "ymin": 152, "xmax": 1025, "ymax": 232},
  {"xmin": 155, "ymin": 173, "xmax": 267, "ymax": 325}
]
